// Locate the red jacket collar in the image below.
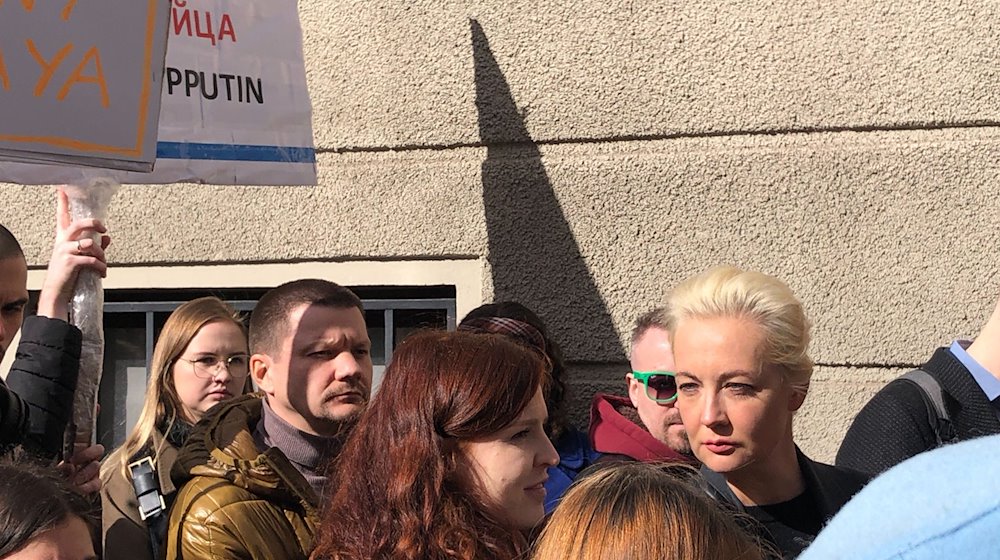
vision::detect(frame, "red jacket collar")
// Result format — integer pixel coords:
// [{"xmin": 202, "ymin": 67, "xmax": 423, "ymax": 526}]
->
[{"xmin": 588, "ymin": 393, "xmax": 696, "ymax": 464}]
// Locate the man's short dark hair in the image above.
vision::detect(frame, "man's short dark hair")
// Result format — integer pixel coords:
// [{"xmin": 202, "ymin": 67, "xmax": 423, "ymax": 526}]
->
[
  {"xmin": 0, "ymin": 225, "xmax": 24, "ymax": 262},
  {"xmin": 249, "ymin": 279, "xmax": 364, "ymax": 356},
  {"xmin": 631, "ymin": 307, "xmax": 668, "ymax": 346}
]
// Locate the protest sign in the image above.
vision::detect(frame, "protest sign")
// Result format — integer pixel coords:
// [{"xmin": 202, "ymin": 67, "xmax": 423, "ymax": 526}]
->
[
  {"xmin": 0, "ymin": 0, "xmax": 171, "ymax": 172},
  {"xmin": 0, "ymin": 0, "xmax": 317, "ymax": 186}
]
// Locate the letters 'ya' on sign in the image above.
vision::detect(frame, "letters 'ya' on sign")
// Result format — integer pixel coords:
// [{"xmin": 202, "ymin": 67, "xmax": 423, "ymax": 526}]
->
[
  {"xmin": 0, "ymin": 0, "xmax": 317, "ymax": 186},
  {"xmin": 0, "ymin": 0, "xmax": 171, "ymax": 172}
]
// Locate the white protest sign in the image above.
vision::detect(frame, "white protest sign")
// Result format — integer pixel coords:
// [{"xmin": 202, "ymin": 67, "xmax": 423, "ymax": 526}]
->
[
  {"xmin": 0, "ymin": 0, "xmax": 171, "ymax": 172},
  {"xmin": 0, "ymin": 0, "xmax": 317, "ymax": 185}
]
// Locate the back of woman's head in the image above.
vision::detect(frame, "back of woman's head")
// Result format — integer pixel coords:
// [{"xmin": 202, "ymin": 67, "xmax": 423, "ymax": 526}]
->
[
  {"xmin": 314, "ymin": 330, "xmax": 547, "ymax": 560},
  {"xmin": 0, "ymin": 456, "xmax": 96, "ymax": 558},
  {"xmin": 459, "ymin": 301, "xmax": 569, "ymax": 439},
  {"xmin": 533, "ymin": 462, "xmax": 763, "ymax": 560},
  {"xmin": 665, "ymin": 265, "xmax": 813, "ymax": 392},
  {"xmin": 112, "ymin": 296, "xmax": 245, "ymax": 477}
]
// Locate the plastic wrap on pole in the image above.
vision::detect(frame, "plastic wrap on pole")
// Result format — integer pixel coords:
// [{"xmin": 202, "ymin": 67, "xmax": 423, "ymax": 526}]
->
[{"xmin": 63, "ymin": 179, "xmax": 118, "ymax": 449}]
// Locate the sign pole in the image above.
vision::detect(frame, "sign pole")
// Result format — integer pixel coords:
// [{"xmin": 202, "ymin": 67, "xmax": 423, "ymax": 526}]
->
[{"xmin": 62, "ymin": 178, "xmax": 118, "ymax": 456}]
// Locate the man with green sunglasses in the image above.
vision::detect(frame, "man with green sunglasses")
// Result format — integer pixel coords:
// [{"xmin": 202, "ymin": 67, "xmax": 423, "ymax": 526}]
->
[{"xmin": 589, "ymin": 308, "xmax": 697, "ymax": 464}]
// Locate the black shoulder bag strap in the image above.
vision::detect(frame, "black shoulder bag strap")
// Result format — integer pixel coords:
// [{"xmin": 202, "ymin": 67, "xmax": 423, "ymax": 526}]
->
[
  {"xmin": 699, "ymin": 465, "xmax": 745, "ymax": 512},
  {"xmin": 899, "ymin": 369, "xmax": 959, "ymax": 447},
  {"xmin": 128, "ymin": 456, "xmax": 167, "ymax": 560}
]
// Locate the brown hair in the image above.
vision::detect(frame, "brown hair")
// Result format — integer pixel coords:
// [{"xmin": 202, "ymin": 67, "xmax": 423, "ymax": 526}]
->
[
  {"xmin": 533, "ymin": 462, "xmax": 765, "ymax": 560},
  {"xmin": 312, "ymin": 330, "xmax": 547, "ymax": 560},
  {"xmin": 249, "ymin": 279, "xmax": 363, "ymax": 356},
  {"xmin": 630, "ymin": 306, "xmax": 668, "ymax": 346},
  {"xmin": 0, "ymin": 453, "xmax": 97, "ymax": 557},
  {"xmin": 459, "ymin": 301, "xmax": 570, "ymax": 441}
]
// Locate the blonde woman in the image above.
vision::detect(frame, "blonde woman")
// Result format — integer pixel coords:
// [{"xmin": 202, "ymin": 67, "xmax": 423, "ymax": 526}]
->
[
  {"xmin": 532, "ymin": 462, "xmax": 763, "ymax": 560},
  {"xmin": 667, "ymin": 266, "xmax": 869, "ymax": 559},
  {"xmin": 100, "ymin": 297, "xmax": 248, "ymax": 560}
]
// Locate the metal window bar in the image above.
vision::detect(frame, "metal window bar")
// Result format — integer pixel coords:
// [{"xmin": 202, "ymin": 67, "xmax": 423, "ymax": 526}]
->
[
  {"xmin": 103, "ymin": 298, "xmax": 457, "ymax": 373},
  {"xmin": 145, "ymin": 312, "xmax": 155, "ymax": 374},
  {"xmin": 384, "ymin": 308, "xmax": 394, "ymax": 367},
  {"xmin": 103, "ymin": 298, "xmax": 456, "ymax": 314}
]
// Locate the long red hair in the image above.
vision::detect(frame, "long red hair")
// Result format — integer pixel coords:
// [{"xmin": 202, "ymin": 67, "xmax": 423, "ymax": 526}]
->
[{"xmin": 312, "ymin": 330, "xmax": 547, "ymax": 560}]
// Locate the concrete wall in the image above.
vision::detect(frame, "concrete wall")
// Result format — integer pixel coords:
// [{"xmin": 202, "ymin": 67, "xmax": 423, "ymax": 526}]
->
[{"xmin": 4, "ymin": 0, "xmax": 1000, "ymax": 462}]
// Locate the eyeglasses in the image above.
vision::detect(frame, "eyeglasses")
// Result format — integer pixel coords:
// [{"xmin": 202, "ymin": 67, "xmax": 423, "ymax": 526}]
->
[
  {"xmin": 176, "ymin": 354, "xmax": 250, "ymax": 379},
  {"xmin": 630, "ymin": 371, "xmax": 678, "ymax": 403}
]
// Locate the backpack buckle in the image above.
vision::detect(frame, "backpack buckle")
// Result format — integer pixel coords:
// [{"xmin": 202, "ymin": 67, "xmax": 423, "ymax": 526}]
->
[{"xmin": 128, "ymin": 456, "xmax": 166, "ymax": 521}]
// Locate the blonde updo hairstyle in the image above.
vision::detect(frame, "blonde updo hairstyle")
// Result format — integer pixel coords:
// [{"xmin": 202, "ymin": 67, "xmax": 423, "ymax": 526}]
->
[
  {"xmin": 532, "ymin": 462, "xmax": 764, "ymax": 560},
  {"xmin": 665, "ymin": 265, "xmax": 813, "ymax": 394}
]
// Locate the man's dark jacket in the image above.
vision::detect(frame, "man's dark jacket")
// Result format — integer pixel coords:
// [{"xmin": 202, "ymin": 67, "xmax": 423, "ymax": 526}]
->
[
  {"xmin": 3, "ymin": 315, "xmax": 81, "ymax": 457},
  {"xmin": 836, "ymin": 347, "xmax": 1000, "ymax": 476}
]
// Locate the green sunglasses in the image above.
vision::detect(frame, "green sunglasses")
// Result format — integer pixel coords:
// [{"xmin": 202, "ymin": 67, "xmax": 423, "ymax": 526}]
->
[{"xmin": 630, "ymin": 370, "xmax": 678, "ymax": 403}]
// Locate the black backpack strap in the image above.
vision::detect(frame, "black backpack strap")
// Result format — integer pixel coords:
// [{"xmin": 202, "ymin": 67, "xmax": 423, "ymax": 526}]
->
[
  {"xmin": 899, "ymin": 369, "xmax": 958, "ymax": 447},
  {"xmin": 128, "ymin": 456, "xmax": 167, "ymax": 559},
  {"xmin": 146, "ymin": 512, "xmax": 168, "ymax": 560}
]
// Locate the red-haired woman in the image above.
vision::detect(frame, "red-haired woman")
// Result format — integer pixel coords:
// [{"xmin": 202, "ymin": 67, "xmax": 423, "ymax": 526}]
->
[{"xmin": 311, "ymin": 330, "xmax": 560, "ymax": 560}]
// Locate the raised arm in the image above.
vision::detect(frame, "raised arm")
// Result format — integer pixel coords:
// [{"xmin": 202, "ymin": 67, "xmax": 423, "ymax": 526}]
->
[{"xmin": 5, "ymin": 188, "xmax": 110, "ymax": 457}]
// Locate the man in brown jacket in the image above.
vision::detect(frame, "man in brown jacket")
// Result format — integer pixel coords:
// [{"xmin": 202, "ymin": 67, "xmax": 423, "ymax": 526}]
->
[{"xmin": 165, "ymin": 279, "xmax": 373, "ymax": 559}]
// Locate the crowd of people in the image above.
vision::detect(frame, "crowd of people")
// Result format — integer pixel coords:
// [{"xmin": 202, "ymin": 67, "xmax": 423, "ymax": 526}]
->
[{"xmin": 0, "ymin": 193, "xmax": 999, "ymax": 559}]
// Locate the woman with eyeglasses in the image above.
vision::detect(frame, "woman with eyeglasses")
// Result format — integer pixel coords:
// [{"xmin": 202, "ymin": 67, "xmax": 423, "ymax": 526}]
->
[
  {"xmin": 100, "ymin": 297, "xmax": 248, "ymax": 560},
  {"xmin": 666, "ymin": 266, "xmax": 869, "ymax": 559},
  {"xmin": 311, "ymin": 330, "xmax": 559, "ymax": 560}
]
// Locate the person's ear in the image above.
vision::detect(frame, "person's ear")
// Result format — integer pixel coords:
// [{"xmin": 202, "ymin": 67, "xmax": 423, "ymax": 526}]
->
[
  {"xmin": 626, "ymin": 373, "xmax": 643, "ymax": 409},
  {"xmin": 251, "ymin": 354, "xmax": 274, "ymax": 395},
  {"xmin": 788, "ymin": 384, "xmax": 808, "ymax": 412}
]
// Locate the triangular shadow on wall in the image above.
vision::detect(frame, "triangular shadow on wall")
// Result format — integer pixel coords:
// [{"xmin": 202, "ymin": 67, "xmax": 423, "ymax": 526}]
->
[{"xmin": 472, "ymin": 19, "xmax": 622, "ymax": 361}]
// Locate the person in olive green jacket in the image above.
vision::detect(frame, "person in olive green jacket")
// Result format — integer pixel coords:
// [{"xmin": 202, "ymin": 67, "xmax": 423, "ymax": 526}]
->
[{"xmin": 165, "ymin": 279, "xmax": 373, "ymax": 560}]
